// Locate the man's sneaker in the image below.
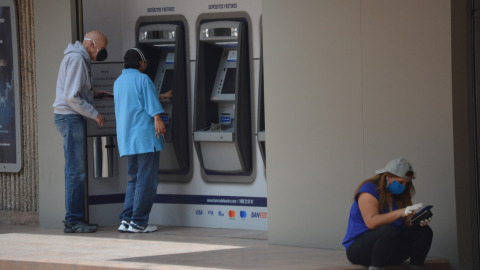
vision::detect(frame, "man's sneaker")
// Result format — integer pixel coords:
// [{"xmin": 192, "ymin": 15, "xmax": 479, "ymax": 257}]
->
[
  {"xmin": 127, "ymin": 221, "xmax": 157, "ymax": 233},
  {"xmin": 63, "ymin": 220, "xmax": 98, "ymax": 233},
  {"xmin": 118, "ymin": 220, "xmax": 130, "ymax": 232}
]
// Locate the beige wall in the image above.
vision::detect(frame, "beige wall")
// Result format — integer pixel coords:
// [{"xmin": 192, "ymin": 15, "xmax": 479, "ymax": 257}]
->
[
  {"xmin": 35, "ymin": 0, "xmax": 76, "ymax": 229},
  {"xmin": 263, "ymin": 0, "xmax": 457, "ymax": 268}
]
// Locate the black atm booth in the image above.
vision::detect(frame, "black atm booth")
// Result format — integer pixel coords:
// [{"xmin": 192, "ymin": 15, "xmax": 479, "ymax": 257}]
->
[
  {"xmin": 136, "ymin": 21, "xmax": 192, "ymax": 181},
  {"xmin": 193, "ymin": 19, "xmax": 254, "ymax": 183}
]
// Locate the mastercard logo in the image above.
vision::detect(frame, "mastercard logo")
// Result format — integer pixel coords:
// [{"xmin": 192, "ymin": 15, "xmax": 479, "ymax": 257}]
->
[{"xmin": 228, "ymin": 210, "xmax": 235, "ymax": 218}]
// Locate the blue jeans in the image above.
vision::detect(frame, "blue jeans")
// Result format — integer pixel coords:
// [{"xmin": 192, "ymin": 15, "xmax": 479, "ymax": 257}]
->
[
  {"xmin": 119, "ymin": 151, "xmax": 160, "ymax": 227},
  {"xmin": 54, "ymin": 114, "xmax": 86, "ymax": 224}
]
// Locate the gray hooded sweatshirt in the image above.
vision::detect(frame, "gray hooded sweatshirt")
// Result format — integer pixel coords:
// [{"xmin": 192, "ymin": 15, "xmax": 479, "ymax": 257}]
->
[{"xmin": 52, "ymin": 41, "xmax": 98, "ymax": 119}]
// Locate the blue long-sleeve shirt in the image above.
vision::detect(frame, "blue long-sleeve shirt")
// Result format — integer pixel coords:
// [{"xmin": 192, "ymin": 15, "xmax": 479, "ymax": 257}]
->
[{"xmin": 114, "ymin": 69, "xmax": 164, "ymax": 157}]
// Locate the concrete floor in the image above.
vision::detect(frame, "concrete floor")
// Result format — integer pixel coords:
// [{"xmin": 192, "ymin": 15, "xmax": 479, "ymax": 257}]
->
[{"xmin": 0, "ymin": 224, "xmax": 449, "ymax": 270}]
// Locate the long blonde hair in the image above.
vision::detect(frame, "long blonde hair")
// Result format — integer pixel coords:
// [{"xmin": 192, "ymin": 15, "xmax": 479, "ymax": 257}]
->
[{"xmin": 353, "ymin": 173, "xmax": 415, "ymax": 214}]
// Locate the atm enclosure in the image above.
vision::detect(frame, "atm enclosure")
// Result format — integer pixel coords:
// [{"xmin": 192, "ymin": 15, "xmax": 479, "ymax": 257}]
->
[
  {"xmin": 137, "ymin": 23, "xmax": 192, "ymax": 181},
  {"xmin": 257, "ymin": 50, "xmax": 265, "ymax": 167},
  {"xmin": 193, "ymin": 20, "xmax": 254, "ymax": 182}
]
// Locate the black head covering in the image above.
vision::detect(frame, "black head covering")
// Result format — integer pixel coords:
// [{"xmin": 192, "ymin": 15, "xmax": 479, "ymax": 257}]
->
[{"xmin": 123, "ymin": 47, "xmax": 146, "ymax": 63}]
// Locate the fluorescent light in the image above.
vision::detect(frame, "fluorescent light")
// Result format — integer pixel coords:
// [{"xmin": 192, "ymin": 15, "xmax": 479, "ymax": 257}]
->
[
  {"xmin": 214, "ymin": 42, "xmax": 238, "ymax": 45},
  {"xmin": 154, "ymin": 44, "xmax": 175, "ymax": 47}
]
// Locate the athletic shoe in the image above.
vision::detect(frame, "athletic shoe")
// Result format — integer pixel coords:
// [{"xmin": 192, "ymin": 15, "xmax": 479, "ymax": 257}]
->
[
  {"xmin": 127, "ymin": 221, "xmax": 157, "ymax": 233},
  {"xmin": 118, "ymin": 220, "xmax": 130, "ymax": 232},
  {"xmin": 63, "ymin": 220, "xmax": 98, "ymax": 233}
]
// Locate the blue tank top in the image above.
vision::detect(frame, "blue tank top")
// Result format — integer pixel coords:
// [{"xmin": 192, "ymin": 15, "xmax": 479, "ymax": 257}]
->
[{"xmin": 342, "ymin": 182, "xmax": 405, "ymax": 250}]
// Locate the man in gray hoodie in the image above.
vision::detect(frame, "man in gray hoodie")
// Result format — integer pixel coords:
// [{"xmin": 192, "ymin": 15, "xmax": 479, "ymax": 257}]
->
[{"xmin": 52, "ymin": 30, "xmax": 109, "ymax": 233}]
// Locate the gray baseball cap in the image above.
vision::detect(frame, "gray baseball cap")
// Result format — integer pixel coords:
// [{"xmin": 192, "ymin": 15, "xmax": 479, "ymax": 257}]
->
[{"xmin": 375, "ymin": 158, "xmax": 416, "ymax": 180}]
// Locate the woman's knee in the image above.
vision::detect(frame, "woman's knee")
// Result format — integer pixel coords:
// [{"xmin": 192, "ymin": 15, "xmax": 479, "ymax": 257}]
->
[
  {"xmin": 420, "ymin": 225, "xmax": 433, "ymax": 241},
  {"xmin": 378, "ymin": 225, "xmax": 397, "ymax": 238}
]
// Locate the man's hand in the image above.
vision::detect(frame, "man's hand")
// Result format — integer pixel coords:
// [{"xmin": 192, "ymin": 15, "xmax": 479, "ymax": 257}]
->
[
  {"xmin": 94, "ymin": 90, "xmax": 113, "ymax": 99},
  {"xmin": 154, "ymin": 115, "xmax": 166, "ymax": 135},
  {"xmin": 159, "ymin": 90, "xmax": 173, "ymax": 100},
  {"xmin": 95, "ymin": 113, "xmax": 106, "ymax": 127}
]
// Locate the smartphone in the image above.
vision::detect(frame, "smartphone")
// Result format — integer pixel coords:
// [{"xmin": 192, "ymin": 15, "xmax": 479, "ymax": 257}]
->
[{"xmin": 410, "ymin": 205, "xmax": 433, "ymax": 222}]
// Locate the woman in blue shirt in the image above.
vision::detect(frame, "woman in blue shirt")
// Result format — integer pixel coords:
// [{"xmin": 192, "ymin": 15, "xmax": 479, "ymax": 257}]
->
[
  {"xmin": 343, "ymin": 158, "xmax": 433, "ymax": 270},
  {"xmin": 114, "ymin": 48, "xmax": 166, "ymax": 233}
]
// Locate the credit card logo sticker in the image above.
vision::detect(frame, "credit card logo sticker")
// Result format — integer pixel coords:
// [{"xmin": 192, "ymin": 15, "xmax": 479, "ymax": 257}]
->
[
  {"xmin": 218, "ymin": 211, "xmax": 225, "ymax": 217},
  {"xmin": 229, "ymin": 210, "xmax": 235, "ymax": 219},
  {"xmin": 240, "ymin": 211, "xmax": 247, "ymax": 219},
  {"xmin": 195, "ymin": 210, "xmax": 203, "ymax": 215},
  {"xmin": 208, "ymin": 210, "xmax": 214, "ymax": 216},
  {"xmin": 251, "ymin": 212, "xmax": 267, "ymax": 218}
]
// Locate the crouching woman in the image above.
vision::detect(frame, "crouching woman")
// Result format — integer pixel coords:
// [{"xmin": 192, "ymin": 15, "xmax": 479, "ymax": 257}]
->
[{"xmin": 342, "ymin": 158, "xmax": 433, "ymax": 270}]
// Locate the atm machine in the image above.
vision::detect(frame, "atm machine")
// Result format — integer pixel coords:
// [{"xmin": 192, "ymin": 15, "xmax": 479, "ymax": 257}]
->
[
  {"xmin": 193, "ymin": 20, "xmax": 254, "ymax": 183},
  {"xmin": 137, "ymin": 23, "xmax": 192, "ymax": 181},
  {"xmin": 257, "ymin": 49, "xmax": 266, "ymax": 167}
]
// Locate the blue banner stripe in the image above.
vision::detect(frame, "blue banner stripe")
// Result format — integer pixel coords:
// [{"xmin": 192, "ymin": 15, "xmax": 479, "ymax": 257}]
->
[{"xmin": 89, "ymin": 194, "xmax": 267, "ymax": 207}]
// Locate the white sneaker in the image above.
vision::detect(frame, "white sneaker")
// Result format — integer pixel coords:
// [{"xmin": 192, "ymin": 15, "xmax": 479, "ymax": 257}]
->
[
  {"xmin": 118, "ymin": 220, "xmax": 130, "ymax": 232},
  {"xmin": 127, "ymin": 222, "xmax": 157, "ymax": 233}
]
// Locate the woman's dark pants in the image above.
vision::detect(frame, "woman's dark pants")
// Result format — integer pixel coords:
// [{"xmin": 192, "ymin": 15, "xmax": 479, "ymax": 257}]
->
[{"xmin": 346, "ymin": 225, "xmax": 433, "ymax": 268}]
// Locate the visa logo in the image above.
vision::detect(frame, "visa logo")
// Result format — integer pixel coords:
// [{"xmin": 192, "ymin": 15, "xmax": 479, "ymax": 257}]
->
[
  {"xmin": 251, "ymin": 212, "xmax": 267, "ymax": 218},
  {"xmin": 221, "ymin": 117, "xmax": 230, "ymax": 122},
  {"xmin": 218, "ymin": 211, "xmax": 225, "ymax": 217},
  {"xmin": 195, "ymin": 210, "xmax": 203, "ymax": 215},
  {"xmin": 208, "ymin": 210, "xmax": 214, "ymax": 216}
]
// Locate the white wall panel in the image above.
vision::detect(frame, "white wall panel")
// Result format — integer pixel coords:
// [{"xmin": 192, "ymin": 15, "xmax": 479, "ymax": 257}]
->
[
  {"xmin": 361, "ymin": 0, "xmax": 455, "ymax": 266},
  {"xmin": 264, "ymin": 0, "xmax": 457, "ymax": 268},
  {"xmin": 263, "ymin": 0, "xmax": 364, "ymax": 247}
]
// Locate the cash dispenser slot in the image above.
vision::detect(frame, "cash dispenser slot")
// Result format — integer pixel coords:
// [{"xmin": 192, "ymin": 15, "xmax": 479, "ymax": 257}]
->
[
  {"xmin": 137, "ymin": 23, "xmax": 191, "ymax": 179},
  {"xmin": 193, "ymin": 20, "xmax": 253, "ymax": 178}
]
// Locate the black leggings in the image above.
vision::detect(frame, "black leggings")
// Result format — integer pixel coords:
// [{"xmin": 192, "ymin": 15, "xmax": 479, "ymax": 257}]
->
[{"xmin": 346, "ymin": 225, "xmax": 433, "ymax": 268}]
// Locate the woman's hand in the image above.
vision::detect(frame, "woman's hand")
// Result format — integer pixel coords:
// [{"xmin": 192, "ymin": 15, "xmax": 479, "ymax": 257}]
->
[
  {"xmin": 159, "ymin": 90, "xmax": 173, "ymax": 100},
  {"xmin": 420, "ymin": 217, "xmax": 432, "ymax": 227},
  {"xmin": 154, "ymin": 115, "xmax": 166, "ymax": 134},
  {"xmin": 404, "ymin": 203, "xmax": 423, "ymax": 216}
]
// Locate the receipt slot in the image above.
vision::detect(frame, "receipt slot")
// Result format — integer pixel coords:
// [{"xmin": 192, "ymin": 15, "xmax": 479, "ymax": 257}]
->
[
  {"xmin": 193, "ymin": 20, "xmax": 254, "ymax": 182},
  {"xmin": 137, "ymin": 23, "xmax": 192, "ymax": 181}
]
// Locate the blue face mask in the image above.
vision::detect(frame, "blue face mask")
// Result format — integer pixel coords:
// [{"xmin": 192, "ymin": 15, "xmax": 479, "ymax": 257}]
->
[{"xmin": 385, "ymin": 177, "xmax": 406, "ymax": 195}]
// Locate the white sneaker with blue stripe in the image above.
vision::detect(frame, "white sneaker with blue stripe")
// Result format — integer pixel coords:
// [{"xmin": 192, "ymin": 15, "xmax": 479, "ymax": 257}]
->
[
  {"xmin": 118, "ymin": 220, "xmax": 130, "ymax": 232},
  {"xmin": 127, "ymin": 221, "xmax": 157, "ymax": 233}
]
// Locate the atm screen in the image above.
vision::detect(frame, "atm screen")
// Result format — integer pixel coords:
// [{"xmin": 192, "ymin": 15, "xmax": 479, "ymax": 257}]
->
[
  {"xmin": 160, "ymin": 69, "xmax": 174, "ymax": 94},
  {"xmin": 221, "ymin": 68, "xmax": 236, "ymax": 94}
]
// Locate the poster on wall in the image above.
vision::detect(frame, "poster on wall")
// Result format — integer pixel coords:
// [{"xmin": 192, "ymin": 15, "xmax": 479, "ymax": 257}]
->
[{"xmin": 0, "ymin": 0, "xmax": 22, "ymax": 172}]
